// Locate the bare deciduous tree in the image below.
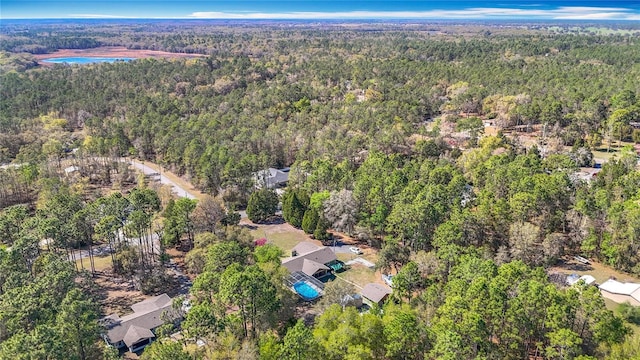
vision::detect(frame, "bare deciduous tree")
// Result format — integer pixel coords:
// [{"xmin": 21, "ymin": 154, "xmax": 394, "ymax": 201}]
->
[
  {"xmin": 192, "ymin": 195, "xmax": 226, "ymax": 234},
  {"xmin": 323, "ymin": 189, "xmax": 358, "ymax": 235}
]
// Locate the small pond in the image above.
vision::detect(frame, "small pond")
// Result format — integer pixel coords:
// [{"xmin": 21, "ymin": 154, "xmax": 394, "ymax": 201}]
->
[{"xmin": 41, "ymin": 57, "xmax": 135, "ymax": 64}]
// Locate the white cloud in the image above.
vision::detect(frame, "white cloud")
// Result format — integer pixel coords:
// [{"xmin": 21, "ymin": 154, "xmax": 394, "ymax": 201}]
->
[{"xmin": 188, "ymin": 7, "xmax": 640, "ymax": 20}]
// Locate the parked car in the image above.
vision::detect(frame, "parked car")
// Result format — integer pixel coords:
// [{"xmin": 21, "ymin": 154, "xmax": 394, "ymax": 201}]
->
[
  {"xmin": 349, "ymin": 246, "xmax": 363, "ymax": 255},
  {"xmin": 382, "ymin": 274, "xmax": 393, "ymax": 287}
]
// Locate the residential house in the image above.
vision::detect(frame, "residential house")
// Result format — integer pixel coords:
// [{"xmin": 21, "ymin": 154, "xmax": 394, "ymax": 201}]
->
[
  {"xmin": 254, "ymin": 167, "xmax": 290, "ymax": 189},
  {"xmin": 281, "ymin": 242, "xmax": 341, "ymax": 278},
  {"xmin": 101, "ymin": 294, "xmax": 182, "ymax": 353},
  {"xmin": 361, "ymin": 283, "xmax": 392, "ymax": 306},
  {"xmin": 599, "ymin": 279, "xmax": 640, "ymax": 306}
]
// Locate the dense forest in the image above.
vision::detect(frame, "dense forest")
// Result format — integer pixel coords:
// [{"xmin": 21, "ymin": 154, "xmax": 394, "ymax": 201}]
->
[{"xmin": 1, "ymin": 21, "xmax": 640, "ymax": 359}]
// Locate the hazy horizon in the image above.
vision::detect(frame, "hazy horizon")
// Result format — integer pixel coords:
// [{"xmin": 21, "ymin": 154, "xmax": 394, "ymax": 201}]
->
[{"xmin": 2, "ymin": 1, "xmax": 640, "ymax": 21}]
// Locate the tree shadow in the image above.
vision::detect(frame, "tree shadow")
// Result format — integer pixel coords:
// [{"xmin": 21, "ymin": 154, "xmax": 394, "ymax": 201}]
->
[
  {"xmin": 555, "ymin": 258, "xmax": 594, "ymax": 272},
  {"xmin": 261, "ymin": 216, "xmax": 284, "ymax": 225}
]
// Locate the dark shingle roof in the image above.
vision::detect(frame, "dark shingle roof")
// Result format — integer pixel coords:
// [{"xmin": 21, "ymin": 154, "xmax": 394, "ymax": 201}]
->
[
  {"xmin": 123, "ymin": 326, "xmax": 155, "ymax": 348},
  {"xmin": 282, "ymin": 246, "xmax": 337, "ymax": 276},
  {"xmin": 102, "ymin": 294, "xmax": 180, "ymax": 347}
]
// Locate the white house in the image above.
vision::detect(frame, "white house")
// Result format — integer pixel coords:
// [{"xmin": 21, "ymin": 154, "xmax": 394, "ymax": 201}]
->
[{"xmin": 599, "ymin": 279, "xmax": 640, "ymax": 306}]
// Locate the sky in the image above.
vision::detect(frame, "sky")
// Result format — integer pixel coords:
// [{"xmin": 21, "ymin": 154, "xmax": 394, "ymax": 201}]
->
[{"xmin": 1, "ymin": 0, "xmax": 640, "ymax": 20}]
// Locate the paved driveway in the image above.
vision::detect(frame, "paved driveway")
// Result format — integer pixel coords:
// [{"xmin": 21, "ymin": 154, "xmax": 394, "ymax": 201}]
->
[{"xmin": 128, "ymin": 160, "xmax": 196, "ymax": 199}]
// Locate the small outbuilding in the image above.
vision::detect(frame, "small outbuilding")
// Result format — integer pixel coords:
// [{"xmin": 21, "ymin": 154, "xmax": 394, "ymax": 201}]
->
[
  {"xmin": 361, "ymin": 283, "xmax": 392, "ymax": 306},
  {"xmin": 565, "ymin": 274, "xmax": 596, "ymax": 286}
]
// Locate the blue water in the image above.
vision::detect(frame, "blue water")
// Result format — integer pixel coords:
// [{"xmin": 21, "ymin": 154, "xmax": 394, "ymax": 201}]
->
[
  {"xmin": 293, "ymin": 281, "xmax": 320, "ymax": 300},
  {"xmin": 41, "ymin": 57, "xmax": 135, "ymax": 64}
]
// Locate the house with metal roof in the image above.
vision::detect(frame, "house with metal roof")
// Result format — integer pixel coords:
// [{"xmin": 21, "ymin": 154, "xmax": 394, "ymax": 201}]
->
[
  {"xmin": 599, "ymin": 279, "xmax": 640, "ymax": 306},
  {"xmin": 566, "ymin": 274, "xmax": 596, "ymax": 286},
  {"xmin": 101, "ymin": 294, "xmax": 182, "ymax": 353}
]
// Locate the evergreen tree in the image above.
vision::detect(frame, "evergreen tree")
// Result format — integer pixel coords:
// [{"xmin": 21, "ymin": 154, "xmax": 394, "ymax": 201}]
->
[
  {"xmin": 301, "ymin": 208, "xmax": 319, "ymax": 234},
  {"xmin": 246, "ymin": 189, "xmax": 279, "ymax": 223}
]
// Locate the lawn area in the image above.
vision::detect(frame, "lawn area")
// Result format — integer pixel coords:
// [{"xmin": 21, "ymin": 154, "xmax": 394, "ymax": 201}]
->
[
  {"xmin": 336, "ymin": 252, "xmax": 353, "ymax": 263},
  {"xmin": 335, "ymin": 264, "xmax": 378, "ymax": 290},
  {"xmin": 266, "ymin": 231, "xmax": 305, "ymax": 253},
  {"xmin": 593, "ymin": 148, "xmax": 622, "ymax": 163},
  {"xmin": 592, "ymin": 141, "xmax": 638, "ymax": 163},
  {"xmin": 75, "ymin": 254, "xmax": 112, "ymax": 272},
  {"xmin": 245, "ymin": 221, "xmax": 310, "ymax": 253}
]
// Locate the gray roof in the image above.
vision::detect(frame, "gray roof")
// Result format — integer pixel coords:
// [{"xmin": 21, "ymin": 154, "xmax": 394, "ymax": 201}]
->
[
  {"xmin": 102, "ymin": 294, "xmax": 180, "ymax": 347},
  {"xmin": 282, "ymin": 247, "xmax": 337, "ymax": 276},
  {"xmin": 301, "ymin": 259, "xmax": 330, "ymax": 276},
  {"xmin": 361, "ymin": 283, "xmax": 392, "ymax": 304},
  {"xmin": 255, "ymin": 168, "xmax": 290, "ymax": 188},
  {"xmin": 130, "ymin": 293, "xmax": 172, "ymax": 313},
  {"xmin": 123, "ymin": 326, "xmax": 155, "ymax": 348},
  {"xmin": 291, "ymin": 241, "xmax": 321, "ymax": 256}
]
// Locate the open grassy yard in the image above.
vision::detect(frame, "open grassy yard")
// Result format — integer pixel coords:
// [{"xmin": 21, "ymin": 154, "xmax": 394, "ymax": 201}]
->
[
  {"xmin": 265, "ymin": 231, "xmax": 305, "ymax": 253},
  {"xmin": 75, "ymin": 254, "xmax": 112, "ymax": 272},
  {"xmin": 245, "ymin": 221, "xmax": 311, "ymax": 253},
  {"xmin": 250, "ymin": 224, "xmax": 310, "ymax": 254},
  {"xmin": 592, "ymin": 141, "xmax": 638, "ymax": 163},
  {"xmin": 335, "ymin": 265, "xmax": 379, "ymax": 290}
]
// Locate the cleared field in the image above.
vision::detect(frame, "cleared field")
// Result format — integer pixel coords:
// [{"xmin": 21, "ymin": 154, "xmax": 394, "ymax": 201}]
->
[
  {"xmin": 33, "ymin": 46, "xmax": 204, "ymax": 65},
  {"xmin": 130, "ymin": 159, "xmax": 206, "ymax": 201}
]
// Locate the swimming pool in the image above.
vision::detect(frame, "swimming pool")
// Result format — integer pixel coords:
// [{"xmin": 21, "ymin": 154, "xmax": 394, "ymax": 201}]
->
[
  {"xmin": 41, "ymin": 57, "xmax": 135, "ymax": 64},
  {"xmin": 293, "ymin": 281, "xmax": 320, "ymax": 301}
]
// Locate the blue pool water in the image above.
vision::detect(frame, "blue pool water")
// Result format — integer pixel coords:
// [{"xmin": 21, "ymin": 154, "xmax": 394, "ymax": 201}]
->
[
  {"xmin": 42, "ymin": 57, "xmax": 135, "ymax": 64},
  {"xmin": 293, "ymin": 281, "xmax": 320, "ymax": 300}
]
